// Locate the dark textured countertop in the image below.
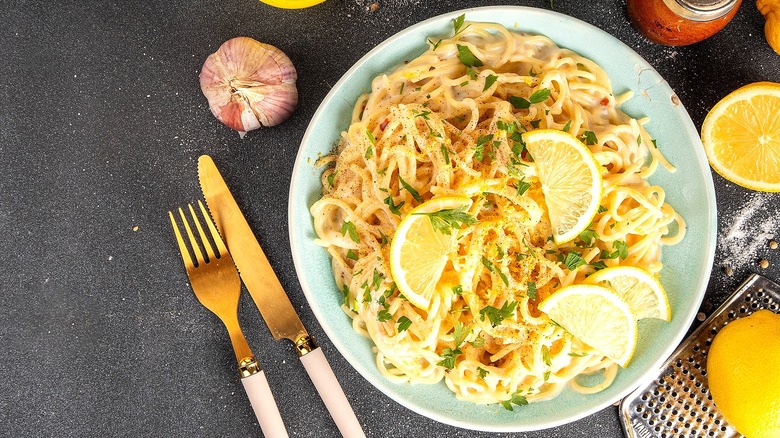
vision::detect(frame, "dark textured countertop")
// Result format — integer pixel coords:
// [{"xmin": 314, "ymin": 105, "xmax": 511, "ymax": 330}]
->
[{"xmin": 2, "ymin": 0, "xmax": 779, "ymax": 437}]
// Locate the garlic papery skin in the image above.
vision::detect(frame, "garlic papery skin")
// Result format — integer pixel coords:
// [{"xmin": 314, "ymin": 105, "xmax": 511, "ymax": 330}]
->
[{"xmin": 200, "ymin": 37, "xmax": 298, "ymax": 137}]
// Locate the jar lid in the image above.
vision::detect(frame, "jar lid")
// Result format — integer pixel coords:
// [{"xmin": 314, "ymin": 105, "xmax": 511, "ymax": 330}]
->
[{"xmin": 662, "ymin": 0, "xmax": 740, "ymax": 21}]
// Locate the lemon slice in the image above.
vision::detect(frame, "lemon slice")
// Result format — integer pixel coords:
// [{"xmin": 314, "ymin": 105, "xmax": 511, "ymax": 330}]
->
[
  {"xmin": 701, "ymin": 81, "xmax": 780, "ymax": 192},
  {"xmin": 585, "ymin": 266, "xmax": 671, "ymax": 321},
  {"xmin": 523, "ymin": 130, "xmax": 603, "ymax": 244},
  {"xmin": 538, "ymin": 284, "xmax": 637, "ymax": 367},
  {"xmin": 389, "ymin": 196, "xmax": 473, "ymax": 310}
]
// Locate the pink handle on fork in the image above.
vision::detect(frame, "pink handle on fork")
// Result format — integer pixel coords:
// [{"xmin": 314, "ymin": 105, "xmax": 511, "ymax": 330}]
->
[{"xmin": 240, "ymin": 370, "xmax": 289, "ymax": 438}]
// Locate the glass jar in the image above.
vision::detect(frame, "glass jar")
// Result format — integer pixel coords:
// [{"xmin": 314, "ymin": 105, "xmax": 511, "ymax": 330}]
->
[{"xmin": 627, "ymin": 0, "xmax": 743, "ymax": 46}]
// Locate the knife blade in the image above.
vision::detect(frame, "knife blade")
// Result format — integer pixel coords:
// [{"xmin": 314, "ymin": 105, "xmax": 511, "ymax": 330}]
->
[{"xmin": 198, "ymin": 155, "xmax": 365, "ymax": 438}]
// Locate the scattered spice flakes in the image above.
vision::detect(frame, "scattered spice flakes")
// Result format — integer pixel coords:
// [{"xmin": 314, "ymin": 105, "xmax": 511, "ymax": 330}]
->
[{"xmin": 723, "ymin": 266, "xmax": 734, "ymax": 276}]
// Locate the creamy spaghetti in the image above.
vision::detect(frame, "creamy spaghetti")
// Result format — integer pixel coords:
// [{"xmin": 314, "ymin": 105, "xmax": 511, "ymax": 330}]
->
[{"xmin": 310, "ymin": 18, "xmax": 684, "ymax": 406}]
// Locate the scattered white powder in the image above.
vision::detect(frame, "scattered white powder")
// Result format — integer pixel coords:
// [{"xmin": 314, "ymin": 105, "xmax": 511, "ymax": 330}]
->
[{"xmin": 718, "ymin": 193, "xmax": 779, "ymax": 269}]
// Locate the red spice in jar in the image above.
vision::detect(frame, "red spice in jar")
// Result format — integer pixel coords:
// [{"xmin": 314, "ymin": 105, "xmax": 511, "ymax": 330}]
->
[{"xmin": 627, "ymin": 0, "xmax": 742, "ymax": 46}]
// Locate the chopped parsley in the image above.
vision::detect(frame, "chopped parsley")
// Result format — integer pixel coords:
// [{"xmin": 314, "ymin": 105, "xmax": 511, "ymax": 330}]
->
[
  {"xmin": 377, "ymin": 308, "xmax": 393, "ymax": 322},
  {"xmin": 453, "ymin": 321, "xmax": 470, "ymax": 347},
  {"xmin": 527, "ymin": 281, "xmax": 537, "ymax": 300},
  {"xmin": 475, "ymin": 134, "xmax": 494, "ymax": 161},
  {"xmin": 509, "ymin": 95, "xmax": 531, "ymax": 110},
  {"xmin": 398, "ymin": 175, "xmax": 422, "ymax": 202},
  {"xmin": 456, "ymin": 44, "xmax": 483, "ymax": 68},
  {"xmin": 441, "ymin": 144, "xmax": 450, "ymax": 165},
  {"xmin": 438, "ymin": 347, "xmax": 460, "ymax": 369},
  {"xmin": 365, "ymin": 128, "xmax": 377, "ymax": 145},
  {"xmin": 563, "ymin": 252, "xmax": 586, "ymax": 270},
  {"xmin": 469, "ymin": 336, "xmax": 485, "ymax": 348},
  {"xmin": 579, "ymin": 130, "xmax": 598, "ymax": 145},
  {"xmin": 602, "ymin": 240, "xmax": 628, "ymax": 260},
  {"xmin": 397, "ymin": 315, "xmax": 412, "ymax": 332},
  {"xmin": 483, "ymin": 74, "xmax": 498, "ymax": 91},
  {"xmin": 452, "ymin": 14, "xmax": 469, "ymax": 35},
  {"xmin": 529, "ymin": 88, "xmax": 551, "ymax": 103},
  {"xmin": 578, "ymin": 229, "xmax": 598, "ymax": 246},
  {"xmin": 341, "ymin": 284, "xmax": 350, "ymax": 306},
  {"xmin": 481, "ymin": 255, "xmax": 509, "ymax": 286},
  {"xmin": 383, "ymin": 195, "xmax": 404, "ymax": 216},
  {"xmin": 516, "ymin": 177, "xmax": 531, "ymax": 196},
  {"xmin": 341, "ymin": 221, "xmax": 359, "ymax": 243}
]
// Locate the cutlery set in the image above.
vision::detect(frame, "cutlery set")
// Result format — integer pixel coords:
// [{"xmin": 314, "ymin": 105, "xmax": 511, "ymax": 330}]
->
[{"xmin": 169, "ymin": 155, "xmax": 364, "ymax": 437}]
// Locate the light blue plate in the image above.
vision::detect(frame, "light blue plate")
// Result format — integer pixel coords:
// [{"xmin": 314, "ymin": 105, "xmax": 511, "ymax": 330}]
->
[{"xmin": 288, "ymin": 6, "xmax": 716, "ymax": 432}]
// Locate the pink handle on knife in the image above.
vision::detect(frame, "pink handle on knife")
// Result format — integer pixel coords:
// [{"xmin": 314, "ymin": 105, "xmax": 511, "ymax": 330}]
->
[
  {"xmin": 300, "ymin": 347, "xmax": 365, "ymax": 438},
  {"xmin": 241, "ymin": 370, "xmax": 289, "ymax": 438}
]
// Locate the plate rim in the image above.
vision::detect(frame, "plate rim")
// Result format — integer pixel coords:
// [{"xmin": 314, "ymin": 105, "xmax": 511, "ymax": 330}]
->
[{"xmin": 288, "ymin": 5, "xmax": 717, "ymax": 432}]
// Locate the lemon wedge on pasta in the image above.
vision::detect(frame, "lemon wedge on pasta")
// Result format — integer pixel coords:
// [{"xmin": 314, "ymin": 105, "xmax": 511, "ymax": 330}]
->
[
  {"xmin": 523, "ymin": 130, "xmax": 603, "ymax": 244},
  {"xmin": 539, "ymin": 284, "xmax": 637, "ymax": 367},
  {"xmin": 585, "ymin": 266, "xmax": 671, "ymax": 321},
  {"xmin": 390, "ymin": 197, "xmax": 473, "ymax": 310}
]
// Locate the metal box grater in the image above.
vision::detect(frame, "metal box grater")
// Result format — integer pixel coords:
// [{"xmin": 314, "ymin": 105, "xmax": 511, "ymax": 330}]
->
[{"xmin": 619, "ymin": 273, "xmax": 780, "ymax": 438}]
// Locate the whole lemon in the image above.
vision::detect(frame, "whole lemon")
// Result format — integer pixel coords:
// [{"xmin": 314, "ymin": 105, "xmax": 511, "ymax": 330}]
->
[{"xmin": 707, "ymin": 309, "xmax": 780, "ymax": 438}]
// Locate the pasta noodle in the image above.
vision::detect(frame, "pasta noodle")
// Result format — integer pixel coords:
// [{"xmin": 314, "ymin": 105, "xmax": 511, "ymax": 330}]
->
[{"xmin": 310, "ymin": 19, "xmax": 684, "ymax": 406}]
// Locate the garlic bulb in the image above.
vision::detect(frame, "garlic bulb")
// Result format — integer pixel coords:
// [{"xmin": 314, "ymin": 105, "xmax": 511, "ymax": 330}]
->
[{"xmin": 200, "ymin": 37, "xmax": 298, "ymax": 137}]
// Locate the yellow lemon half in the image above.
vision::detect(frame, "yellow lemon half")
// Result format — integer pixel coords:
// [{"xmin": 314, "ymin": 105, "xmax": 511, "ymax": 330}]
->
[
  {"xmin": 707, "ymin": 309, "xmax": 780, "ymax": 438},
  {"xmin": 701, "ymin": 81, "xmax": 780, "ymax": 192},
  {"xmin": 523, "ymin": 129, "xmax": 603, "ymax": 244}
]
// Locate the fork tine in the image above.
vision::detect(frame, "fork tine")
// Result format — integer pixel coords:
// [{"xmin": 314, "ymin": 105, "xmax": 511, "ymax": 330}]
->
[
  {"xmin": 188, "ymin": 203, "xmax": 216, "ymax": 262},
  {"xmin": 168, "ymin": 211, "xmax": 194, "ymax": 269},
  {"xmin": 178, "ymin": 206, "xmax": 205, "ymax": 267},
  {"xmin": 197, "ymin": 200, "xmax": 229, "ymax": 258}
]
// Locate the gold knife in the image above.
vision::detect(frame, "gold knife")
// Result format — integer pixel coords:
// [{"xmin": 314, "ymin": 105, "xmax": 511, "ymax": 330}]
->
[{"xmin": 198, "ymin": 155, "xmax": 365, "ymax": 438}]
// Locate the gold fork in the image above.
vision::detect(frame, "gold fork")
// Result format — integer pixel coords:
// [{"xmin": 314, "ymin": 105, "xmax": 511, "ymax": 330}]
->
[{"xmin": 169, "ymin": 201, "xmax": 288, "ymax": 437}]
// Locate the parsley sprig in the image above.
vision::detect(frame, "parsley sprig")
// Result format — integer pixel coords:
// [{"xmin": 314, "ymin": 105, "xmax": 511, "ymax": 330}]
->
[
  {"xmin": 501, "ymin": 389, "xmax": 529, "ymax": 411},
  {"xmin": 438, "ymin": 321, "xmax": 470, "ymax": 369},
  {"xmin": 510, "ymin": 88, "xmax": 551, "ymax": 109},
  {"xmin": 456, "ymin": 44, "xmax": 483, "ymax": 68},
  {"xmin": 479, "ymin": 300, "xmax": 518, "ymax": 327},
  {"xmin": 413, "ymin": 205, "xmax": 478, "ymax": 235}
]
